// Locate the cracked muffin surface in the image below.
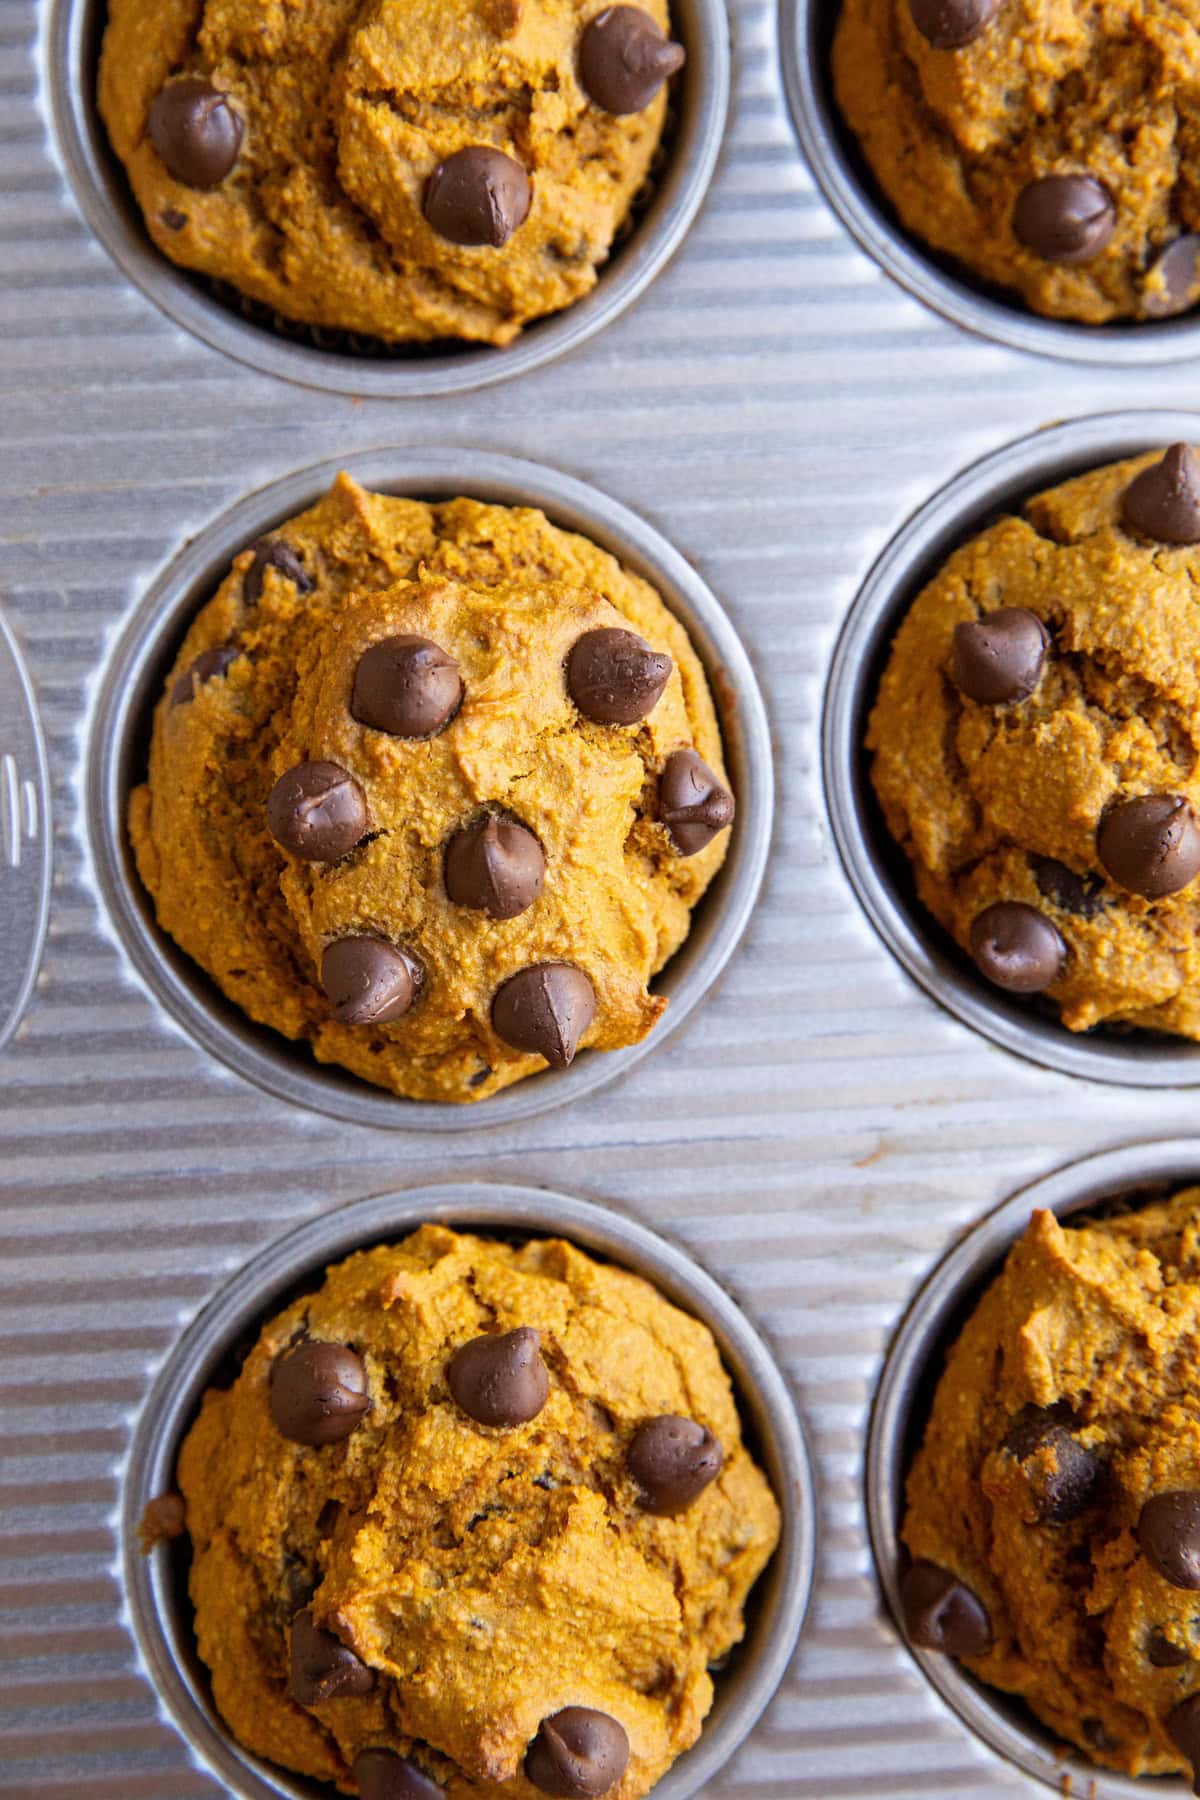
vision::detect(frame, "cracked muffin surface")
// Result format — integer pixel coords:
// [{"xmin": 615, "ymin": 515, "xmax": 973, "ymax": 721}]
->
[
  {"xmin": 867, "ymin": 443, "xmax": 1200, "ymax": 1039},
  {"xmin": 833, "ymin": 0, "xmax": 1200, "ymax": 325},
  {"xmin": 900, "ymin": 1191, "xmax": 1200, "ymax": 1783},
  {"xmin": 98, "ymin": 0, "xmax": 681, "ymax": 346},
  {"xmin": 173, "ymin": 1225, "xmax": 781, "ymax": 1799},
  {"xmin": 129, "ymin": 474, "xmax": 733, "ymax": 1103}
]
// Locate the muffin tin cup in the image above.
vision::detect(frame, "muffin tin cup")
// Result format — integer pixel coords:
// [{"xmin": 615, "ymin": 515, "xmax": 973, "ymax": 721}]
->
[
  {"xmin": 822, "ymin": 408, "xmax": 1200, "ymax": 1088},
  {"xmin": 778, "ymin": 0, "xmax": 1200, "ymax": 367},
  {"xmin": 47, "ymin": 0, "xmax": 729, "ymax": 398},
  {"xmin": 88, "ymin": 446, "xmax": 773, "ymax": 1131},
  {"xmin": 123, "ymin": 1180, "xmax": 816, "ymax": 1800},
  {"xmin": 865, "ymin": 1136, "xmax": 1200, "ymax": 1798}
]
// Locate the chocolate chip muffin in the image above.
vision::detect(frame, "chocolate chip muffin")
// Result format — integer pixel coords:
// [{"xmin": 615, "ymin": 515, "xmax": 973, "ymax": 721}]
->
[
  {"xmin": 169, "ymin": 1225, "xmax": 781, "ymax": 1799},
  {"xmin": 98, "ymin": 0, "xmax": 684, "ymax": 347},
  {"xmin": 868, "ymin": 443, "xmax": 1200, "ymax": 1040},
  {"xmin": 898, "ymin": 1189, "xmax": 1200, "ymax": 1782},
  {"xmin": 129, "ymin": 475, "xmax": 735, "ymax": 1103},
  {"xmin": 833, "ymin": 0, "xmax": 1200, "ymax": 324}
]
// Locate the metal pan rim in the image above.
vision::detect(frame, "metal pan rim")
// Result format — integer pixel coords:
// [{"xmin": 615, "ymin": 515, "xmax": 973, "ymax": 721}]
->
[
  {"xmin": 822, "ymin": 408, "xmax": 1200, "ymax": 1088},
  {"xmin": 121, "ymin": 1180, "xmax": 816, "ymax": 1800},
  {"xmin": 86, "ymin": 445, "xmax": 774, "ymax": 1131},
  {"xmin": 45, "ymin": 0, "xmax": 730, "ymax": 397},
  {"xmin": 866, "ymin": 1136, "xmax": 1200, "ymax": 1797}
]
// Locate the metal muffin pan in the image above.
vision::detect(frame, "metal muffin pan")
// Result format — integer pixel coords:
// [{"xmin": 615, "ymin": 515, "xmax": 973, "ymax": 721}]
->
[
  {"xmin": 778, "ymin": 0, "xmax": 1200, "ymax": 366},
  {"xmin": 123, "ymin": 1182, "xmax": 815, "ymax": 1800},
  {"xmin": 46, "ymin": 0, "xmax": 730, "ymax": 398},
  {"xmin": 823, "ymin": 408, "xmax": 1200, "ymax": 1088},
  {"xmin": 87, "ymin": 446, "xmax": 773, "ymax": 1133},
  {"xmin": 867, "ymin": 1136, "xmax": 1200, "ymax": 1798}
]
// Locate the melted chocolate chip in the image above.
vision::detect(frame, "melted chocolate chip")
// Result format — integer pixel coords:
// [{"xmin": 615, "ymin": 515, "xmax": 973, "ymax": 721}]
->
[
  {"xmin": 907, "ymin": 0, "xmax": 1002, "ymax": 46},
  {"xmin": 1121, "ymin": 444, "xmax": 1200, "ymax": 545},
  {"xmin": 1167, "ymin": 1693, "xmax": 1200, "ymax": 1794},
  {"xmin": 969, "ymin": 901, "xmax": 1066, "ymax": 994},
  {"xmin": 447, "ymin": 1326, "xmax": 549, "ymax": 1427},
  {"xmin": 951, "ymin": 607, "xmax": 1048, "ymax": 705},
  {"xmin": 566, "ymin": 628, "xmax": 672, "ymax": 725},
  {"xmin": 266, "ymin": 761, "xmax": 368, "ymax": 862},
  {"xmin": 288, "ymin": 1608, "xmax": 375, "ymax": 1705},
  {"xmin": 244, "ymin": 538, "xmax": 314, "ymax": 605},
  {"xmin": 1001, "ymin": 1405, "xmax": 1104, "ymax": 1522},
  {"xmin": 321, "ymin": 937, "xmax": 421, "ymax": 1025},
  {"xmin": 170, "ymin": 645, "xmax": 237, "ymax": 708},
  {"xmin": 444, "ymin": 814, "xmax": 545, "ymax": 919},
  {"xmin": 1148, "ymin": 1627, "xmax": 1192, "ymax": 1668},
  {"xmin": 1032, "ymin": 856, "xmax": 1106, "ymax": 920},
  {"xmin": 526, "ymin": 1707, "xmax": 630, "ymax": 1798},
  {"xmin": 269, "ymin": 1341, "xmax": 369, "ymax": 1446},
  {"xmin": 148, "ymin": 78, "xmax": 243, "ymax": 188},
  {"xmin": 424, "ymin": 147, "xmax": 531, "ymax": 247},
  {"xmin": 658, "ymin": 749, "xmax": 735, "ymax": 855},
  {"xmin": 354, "ymin": 1749, "xmax": 443, "ymax": 1800},
  {"xmin": 1144, "ymin": 237, "xmax": 1200, "ymax": 320},
  {"xmin": 1097, "ymin": 795, "xmax": 1200, "ymax": 897},
  {"xmin": 627, "ymin": 1415, "xmax": 723, "ymax": 1515},
  {"xmin": 578, "ymin": 7, "xmax": 685, "ymax": 114},
  {"xmin": 1013, "ymin": 174, "xmax": 1115, "ymax": 265},
  {"xmin": 899, "ymin": 1560, "xmax": 992, "ymax": 1656},
  {"xmin": 1139, "ymin": 1492, "xmax": 1200, "ymax": 1590},
  {"xmin": 491, "ymin": 963, "xmax": 596, "ymax": 1067},
  {"xmin": 351, "ymin": 635, "xmax": 462, "ymax": 739}
]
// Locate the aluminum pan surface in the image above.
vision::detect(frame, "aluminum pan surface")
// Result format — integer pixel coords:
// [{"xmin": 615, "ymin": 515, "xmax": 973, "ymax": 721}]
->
[{"xmin": 7, "ymin": 0, "xmax": 1200, "ymax": 1796}]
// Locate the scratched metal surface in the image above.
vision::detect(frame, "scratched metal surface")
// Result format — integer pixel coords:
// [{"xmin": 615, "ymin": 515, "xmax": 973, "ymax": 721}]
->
[{"xmin": 5, "ymin": 1, "xmax": 1200, "ymax": 1797}]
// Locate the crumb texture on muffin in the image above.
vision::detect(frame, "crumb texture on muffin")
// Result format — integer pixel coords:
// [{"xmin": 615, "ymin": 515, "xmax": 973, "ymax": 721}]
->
[
  {"xmin": 129, "ymin": 475, "xmax": 733, "ymax": 1103},
  {"xmin": 175, "ymin": 1226, "xmax": 781, "ymax": 1798},
  {"xmin": 902, "ymin": 1191, "xmax": 1200, "ymax": 1779},
  {"xmin": 833, "ymin": 0, "xmax": 1200, "ymax": 324},
  {"xmin": 868, "ymin": 445, "xmax": 1200, "ymax": 1039},
  {"xmin": 99, "ymin": 0, "xmax": 679, "ymax": 345}
]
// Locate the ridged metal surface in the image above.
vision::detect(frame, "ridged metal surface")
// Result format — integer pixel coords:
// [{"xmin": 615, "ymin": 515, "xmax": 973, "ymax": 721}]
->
[{"xmin": 5, "ymin": 0, "xmax": 1200, "ymax": 1795}]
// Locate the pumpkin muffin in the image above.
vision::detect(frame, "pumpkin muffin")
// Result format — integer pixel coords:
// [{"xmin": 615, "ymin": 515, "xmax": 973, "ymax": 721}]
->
[
  {"xmin": 170, "ymin": 1225, "xmax": 781, "ymax": 1798},
  {"xmin": 99, "ymin": 0, "xmax": 685, "ymax": 346},
  {"xmin": 129, "ymin": 474, "xmax": 735, "ymax": 1103}
]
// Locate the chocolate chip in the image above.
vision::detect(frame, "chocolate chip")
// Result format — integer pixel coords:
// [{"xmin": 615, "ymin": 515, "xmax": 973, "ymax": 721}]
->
[
  {"xmin": 899, "ymin": 1561, "xmax": 992, "ymax": 1656},
  {"xmin": 1148, "ymin": 1628, "xmax": 1192, "ymax": 1668},
  {"xmin": 1097, "ymin": 795, "xmax": 1200, "ymax": 897},
  {"xmin": 1168, "ymin": 1693, "xmax": 1200, "ymax": 1794},
  {"xmin": 321, "ymin": 937, "xmax": 420, "ymax": 1025},
  {"xmin": 160, "ymin": 208, "xmax": 188, "ymax": 231},
  {"xmin": 288, "ymin": 1608, "xmax": 374, "ymax": 1705},
  {"xmin": 444, "ymin": 814, "xmax": 545, "ymax": 919},
  {"xmin": 526, "ymin": 1707, "xmax": 630, "ymax": 1798},
  {"xmin": 148, "ymin": 78, "xmax": 243, "ymax": 189},
  {"xmin": 447, "ymin": 1326, "xmax": 549, "ymax": 1427},
  {"xmin": 354, "ymin": 1749, "xmax": 442, "ymax": 1800},
  {"xmin": 1121, "ymin": 444, "xmax": 1200, "ymax": 545},
  {"xmin": 1032, "ymin": 856, "xmax": 1106, "ymax": 920},
  {"xmin": 266, "ymin": 762, "xmax": 368, "ymax": 862},
  {"xmin": 969, "ymin": 901, "xmax": 1065, "ymax": 994},
  {"xmin": 1001, "ymin": 1405, "xmax": 1104, "ymax": 1523},
  {"xmin": 1082, "ymin": 1718, "xmax": 1117, "ymax": 1752},
  {"xmin": 244, "ymin": 538, "xmax": 315, "ymax": 606},
  {"xmin": 423, "ymin": 147, "xmax": 531, "ymax": 247},
  {"xmin": 1139, "ymin": 1492, "xmax": 1200, "ymax": 1589},
  {"xmin": 1013, "ymin": 174, "xmax": 1115, "ymax": 265},
  {"xmin": 491, "ymin": 963, "xmax": 596, "ymax": 1067},
  {"xmin": 1144, "ymin": 236, "xmax": 1200, "ymax": 320},
  {"xmin": 907, "ymin": 0, "xmax": 1001, "ymax": 46},
  {"xmin": 658, "ymin": 749, "xmax": 735, "ymax": 855},
  {"xmin": 578, "ymin": 7, "xmax": 685, "ymax": 114},
  {"xmin": 351, "ymin": 635, "xmax": 462, "ymax": 738},
  {"xmin": 627, "ymin": 1415, "xmax": 723, "ymax": 1515},
  {"xmin": 170, "ymin": 645, "xmax": 237, "ymax": 708},
  {"xmin": 951, "ymin": 607, "xmax": 1048, "ymax": 705},
  {"xmin": 567, "ymin": 627, "xmax": 672, "ymax": 725},
  {"xmin": 269, "ymin": 1341, "xmax": 370, "ymax": 1446}
]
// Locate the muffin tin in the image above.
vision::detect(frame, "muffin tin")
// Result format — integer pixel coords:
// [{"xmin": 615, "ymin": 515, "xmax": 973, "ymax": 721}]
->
[{"xmin": 10, "ymin": 0, "xmax": 1200, "ymax": 1797}]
